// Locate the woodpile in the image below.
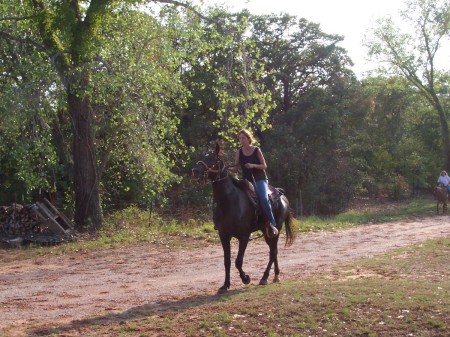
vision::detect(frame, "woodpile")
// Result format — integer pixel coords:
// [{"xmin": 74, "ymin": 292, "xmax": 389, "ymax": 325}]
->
[
  {"xmin": 0, "ymin": 203, "xmax": 42, "ymax": 236},
  {"xmin": 0, "ymin": 200, "xmax": 75, "ymax": 247}
]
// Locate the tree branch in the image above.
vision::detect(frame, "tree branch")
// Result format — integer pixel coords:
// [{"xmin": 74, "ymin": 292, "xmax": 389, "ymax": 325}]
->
[
  {"xmin": 30, "ymin": 0, "xmax": 72, "ymax": 78},
  {"xmin": 0, "ymin": 30, "xmax": 45, "ymax": 52},
  {"xmin": 153, "ymin": 0, "xmax": 223, "ymax": 26},
  {"xmin": 0, "ymin": 13, "xmax": 43, "ymax": 22}
]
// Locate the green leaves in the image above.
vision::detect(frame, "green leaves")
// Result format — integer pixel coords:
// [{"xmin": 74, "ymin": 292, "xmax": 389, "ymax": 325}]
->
[{"xmin": 366, "ymin": 0, "xmax": 450, "ymax": 170}]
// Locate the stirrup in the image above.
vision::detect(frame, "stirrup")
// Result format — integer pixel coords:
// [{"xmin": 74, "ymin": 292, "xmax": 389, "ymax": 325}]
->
[{"xmin": 266, "ymin": 224, "xmax": 279, "ymax": 238}]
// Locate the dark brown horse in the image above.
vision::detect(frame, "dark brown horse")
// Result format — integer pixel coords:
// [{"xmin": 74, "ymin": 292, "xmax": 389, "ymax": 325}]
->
[
  {"xmin": 192, "ymin": 144, "xmax": 295, "ymax": 294},
  {"xmin": 433, "ymin": 186, "xmax": 448, "ymax": 213}
]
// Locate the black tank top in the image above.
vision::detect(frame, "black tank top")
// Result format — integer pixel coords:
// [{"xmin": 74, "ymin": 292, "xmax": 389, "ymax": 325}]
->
[{"xmin": 239, "ymin": 147, "xmax": 268, "ymax": 182}]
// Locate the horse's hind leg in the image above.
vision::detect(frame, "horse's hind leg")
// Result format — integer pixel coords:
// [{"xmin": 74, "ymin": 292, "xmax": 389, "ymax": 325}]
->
[
  {"xmin": 272, "ymin": 250, "xmax": 280, "ymax": 283},
  {"xmin": 259, "ymin": 238, "xmax": 279, "ymax": 285}
]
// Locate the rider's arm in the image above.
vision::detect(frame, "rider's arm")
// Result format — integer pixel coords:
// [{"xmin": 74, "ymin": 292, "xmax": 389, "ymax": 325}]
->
[{"xmin": 252, "ymin": 148, "xmax": 267, "ymax": 171}]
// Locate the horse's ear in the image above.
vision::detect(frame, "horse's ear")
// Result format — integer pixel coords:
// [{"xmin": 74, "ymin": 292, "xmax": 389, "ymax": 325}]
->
[{"xmin": 215, "ymin": 143, "xmax": 220, "ymax": 155}]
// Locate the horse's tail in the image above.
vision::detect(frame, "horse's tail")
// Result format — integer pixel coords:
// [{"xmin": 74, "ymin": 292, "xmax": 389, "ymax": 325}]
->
[{"xmin": 284, "ymin": 209, "xmax": 296, "ymax": 247}]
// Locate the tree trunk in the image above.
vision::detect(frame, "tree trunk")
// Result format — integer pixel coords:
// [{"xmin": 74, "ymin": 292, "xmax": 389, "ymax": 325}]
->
[
  {"xmin": 51, "ymin": 109, "xmax": 73, "ymax": 185},
  {"xmin": 439, "ymin": 113, "xmax": 450, "ymax": 171},
  {"xmin": 282, "ymin": 78, "xmax": 291, "ymax": 112},
  {"xmin": 432, "ymin": 94, "xmax": 450, "ymax": 170},
  {"xmin": 437, "ymin": 115, "xmax": 450, "ymax": 170},
  {"xmin": 68, "ymin": 88, "xmax": 102, "ymax": 230}
]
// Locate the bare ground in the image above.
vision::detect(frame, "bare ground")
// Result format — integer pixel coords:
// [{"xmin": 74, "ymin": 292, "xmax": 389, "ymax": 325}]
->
[{"xmin": 0, "ymin": 216, "xmax": 449, "ymax": 336}]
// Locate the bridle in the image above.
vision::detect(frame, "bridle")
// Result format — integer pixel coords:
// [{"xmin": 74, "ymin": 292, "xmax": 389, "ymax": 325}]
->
[{"xmin": 195, "ymin": 154, "xmax": 229, "ymax": 184}]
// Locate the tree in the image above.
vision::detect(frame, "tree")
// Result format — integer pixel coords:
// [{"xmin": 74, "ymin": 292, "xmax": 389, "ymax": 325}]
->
[
  {"xmin": 87, "ymin": 8, "xmax": 190, "ymax": 211},
  {"xmin": 355, "ymin": 76, "xmax": 438, "ymax": 198},
  {"xmin": 366, "ymin": 0, "xmax": 450, "ymax": 169},
  {"xmin": 248, "ymin": 13, "xmax": 354, "ymax": 114},
  {"xmin": 0, "ymin": 0, "xmax": 195, "ymax": 229},
  {"xmin": 177, "ymin": 8, "xmax": 274, "ymax": 149},
  {"xmin": 0, "ymin": 1, "xmax": 278, "ymax": 229},
  {"xmin": 0, "ymin": 1, "xmax": 61, "ymax": 204},
  {"xmin": 265, "ymin": 80, "xmax": 365, "ymax": 215},
  {"xmin": 239, "ymin": 13, "xmax": 360, "ymax": 214}
]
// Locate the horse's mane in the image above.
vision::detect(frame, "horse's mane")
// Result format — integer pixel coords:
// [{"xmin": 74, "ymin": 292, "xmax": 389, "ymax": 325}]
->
[
  {"xmin": 229, "ymin": 173, "xmax": 241, "ymax": 186},
  {"xmin": 229, "ymin": 174, "xmax": 251, "ymax": 191}
]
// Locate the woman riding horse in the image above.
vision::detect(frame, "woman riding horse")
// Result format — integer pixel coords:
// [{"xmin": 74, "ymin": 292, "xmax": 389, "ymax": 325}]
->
[
  {"xmin": 234, "ymin": 129, "xmax": 279, "ymax": 238},
  {"xmin": 192, "ymin": 143, "xmax": 295, "ymax": 293}
]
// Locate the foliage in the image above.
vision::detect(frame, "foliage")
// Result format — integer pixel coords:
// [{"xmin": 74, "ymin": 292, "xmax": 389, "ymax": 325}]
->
[
  {"xmin": 87, "ymin": 8, "xmax": 191, "ymax": 208},
  {"xmin": 177, "ymin": 8, "xmax": 274, "ymax": 150},
  {"xmin": 0, "ymin": 0, "xmax": 449, "ymax": 223},
  {"xmin": 353, "ymin": 76, "xmax": 440, "ymax": 198},
  {"xmin": 265, "ymin": 81, "xmax": 363, "ymax": 215},
  {"xmin": 240, "ymin": 12, "xmax": 361, "ymax": 214},
  {"xmin": 0, "ymin": 1, "xmax": 62, "ymax": 203},
  {"xmin": 248, "ymin": 13, "xmax": 354, "ymax": 113},
  {"xmin": 366, "ymin": 0, "xmax": 450, "ymax": 169},
  {"xmin": 0, "ymin": 2, "xmax": 280, "ymax": 224},
  {"xmin": 1, "ymin": 196, "xmax": 437, "ymax": 261}
]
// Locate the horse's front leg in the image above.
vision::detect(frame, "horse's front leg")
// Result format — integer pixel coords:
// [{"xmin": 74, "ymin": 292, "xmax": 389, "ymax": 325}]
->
[
  {"xmin": 259, "ymin": 237, "xmax": 279, "ymax": 285},
  {"xmin": 218, "ymin": 234, "xmax": 231, "ymax": 294},
  {"xmin": 236, "ymin": 236, "xmax": 251, "ymax": 285}
]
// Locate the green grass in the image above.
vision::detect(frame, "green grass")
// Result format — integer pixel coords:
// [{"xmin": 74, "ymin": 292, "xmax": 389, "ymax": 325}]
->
[
  {"xmin": 0, "ymin": 196, "xmax": 448, "ymax": 336},
  {"xmin": 335, "ymin": 198, "xmax": 436, "ymax": 223},
  {"xmin": 99, "ymin": 196, "xmax": 436, "ymax": 239},
  {"xmin": 23, "ymin": 237, "xmax": 449, "ymax": 337},
  {"xmin": 297, "ymin": 197, "xmax": 435, "ymax": 232},
  {"xmin": 0, "ymin": 197, "xmax": 437, "ymax": 261}
]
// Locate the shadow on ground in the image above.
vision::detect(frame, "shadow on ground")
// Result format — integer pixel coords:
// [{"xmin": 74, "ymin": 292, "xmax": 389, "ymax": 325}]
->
[{"xmin": 29, "ymin": 288, "xmax": 245, "ymax": 336}]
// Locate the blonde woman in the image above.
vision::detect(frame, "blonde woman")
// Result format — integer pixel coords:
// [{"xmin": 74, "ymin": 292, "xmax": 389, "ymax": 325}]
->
[{"xmin": 234, "ymin": 129, "xmax": 278, "ymax": 238}]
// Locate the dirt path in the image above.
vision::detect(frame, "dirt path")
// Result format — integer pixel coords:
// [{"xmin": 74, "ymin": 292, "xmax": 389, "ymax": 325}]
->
[{"xmin": 0, "ymin": 216, "xmax": 449, "ymax": 335}]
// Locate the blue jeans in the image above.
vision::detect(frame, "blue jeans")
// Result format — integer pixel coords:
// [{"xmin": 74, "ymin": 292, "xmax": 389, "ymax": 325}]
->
[{"xmin": 255, "ymin": 179, "xmax": 276, "ymax": 226}]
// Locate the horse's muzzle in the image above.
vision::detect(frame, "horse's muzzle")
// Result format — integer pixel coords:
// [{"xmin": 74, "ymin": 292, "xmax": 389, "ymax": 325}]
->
[{"xmin": 192, "ymin": 168, "xmax": 204, "ymax": 182}]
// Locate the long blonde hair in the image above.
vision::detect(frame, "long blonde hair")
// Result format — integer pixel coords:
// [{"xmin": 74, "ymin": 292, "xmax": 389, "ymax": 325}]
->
[{"xmin": 238, "ymin": 129, "xmax": 256, "ymax": 144}]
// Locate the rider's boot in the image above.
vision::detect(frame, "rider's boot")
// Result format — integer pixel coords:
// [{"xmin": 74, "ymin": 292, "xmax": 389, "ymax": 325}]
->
[{"xmin": 265, "ymin": 223, "xmax": 279, "ymax": 238}]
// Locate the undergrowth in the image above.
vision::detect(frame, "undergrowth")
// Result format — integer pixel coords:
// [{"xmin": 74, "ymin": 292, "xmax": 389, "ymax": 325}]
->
[{"xmin": 0, "ymin": 197, "xmax": 437, "ymax": 259}]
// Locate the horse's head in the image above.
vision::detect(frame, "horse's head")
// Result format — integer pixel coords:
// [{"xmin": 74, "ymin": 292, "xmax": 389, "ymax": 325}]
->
[{"xmin": 192, "ymin": 143, "xmax": 225, "ymax": 183}]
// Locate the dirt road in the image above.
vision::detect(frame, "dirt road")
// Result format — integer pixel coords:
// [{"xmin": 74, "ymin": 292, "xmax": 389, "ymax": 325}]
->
[{"xmin": 0, "ymin": 216, "xmax": 449, "ymax": 335}]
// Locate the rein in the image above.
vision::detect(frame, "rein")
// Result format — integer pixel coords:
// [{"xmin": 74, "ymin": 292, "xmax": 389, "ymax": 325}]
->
[
  {"xmin": 210, "ymin": 164, "xmax": 240, "ymax": 183},
  {"xmin": 196, "ymin": 159, "xmax": 229, "ymax": 184},
  {"xmin": 195, "ymin": 148, "xmax": 242, "ymax": 185}
]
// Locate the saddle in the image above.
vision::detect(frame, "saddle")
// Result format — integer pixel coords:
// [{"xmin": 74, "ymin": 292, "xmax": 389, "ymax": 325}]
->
[{"xmin": 232, "ymin": 178, "xmax": 284, "ymax": 211}]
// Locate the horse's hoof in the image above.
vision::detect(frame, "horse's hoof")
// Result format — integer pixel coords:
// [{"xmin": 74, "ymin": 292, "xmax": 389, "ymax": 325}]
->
[
  {"xmin": 217, "ymin": 286, "xmax": 229, "ymax": 294},
  {"xmin": 259, "ymin": 279, "xmax": 268, "ymax": 286},
  {"xmin": 242, "ymin": 275, "xmax": 251, "ymax": 285},
  {"xmin": 273, "ymin": 275, "xmax": 280, "ymax": 283}
]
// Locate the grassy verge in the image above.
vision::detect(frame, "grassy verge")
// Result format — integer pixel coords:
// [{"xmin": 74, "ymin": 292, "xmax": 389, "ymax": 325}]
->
[
  {"xmin": 30, "ymin": 237, "xmax": 450, "ymax": 337},
  {"xmin": 0, "ymin": 197, "xmax": 438, "ymax": 260},
  {"xmin": 287, "ymin": 197, "xmax": 435, "ymax": 232}
]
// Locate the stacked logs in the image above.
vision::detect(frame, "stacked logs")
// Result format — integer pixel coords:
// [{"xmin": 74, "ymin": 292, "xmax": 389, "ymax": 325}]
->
[{"xmin": 0, "ymin": 203, "xmax": 42, "ymax": 236}]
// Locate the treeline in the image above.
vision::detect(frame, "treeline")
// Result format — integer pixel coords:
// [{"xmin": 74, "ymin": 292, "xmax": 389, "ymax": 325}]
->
[{"xmin": 0, "ymin": 0, "xmax": 448, "ymax": 230}]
